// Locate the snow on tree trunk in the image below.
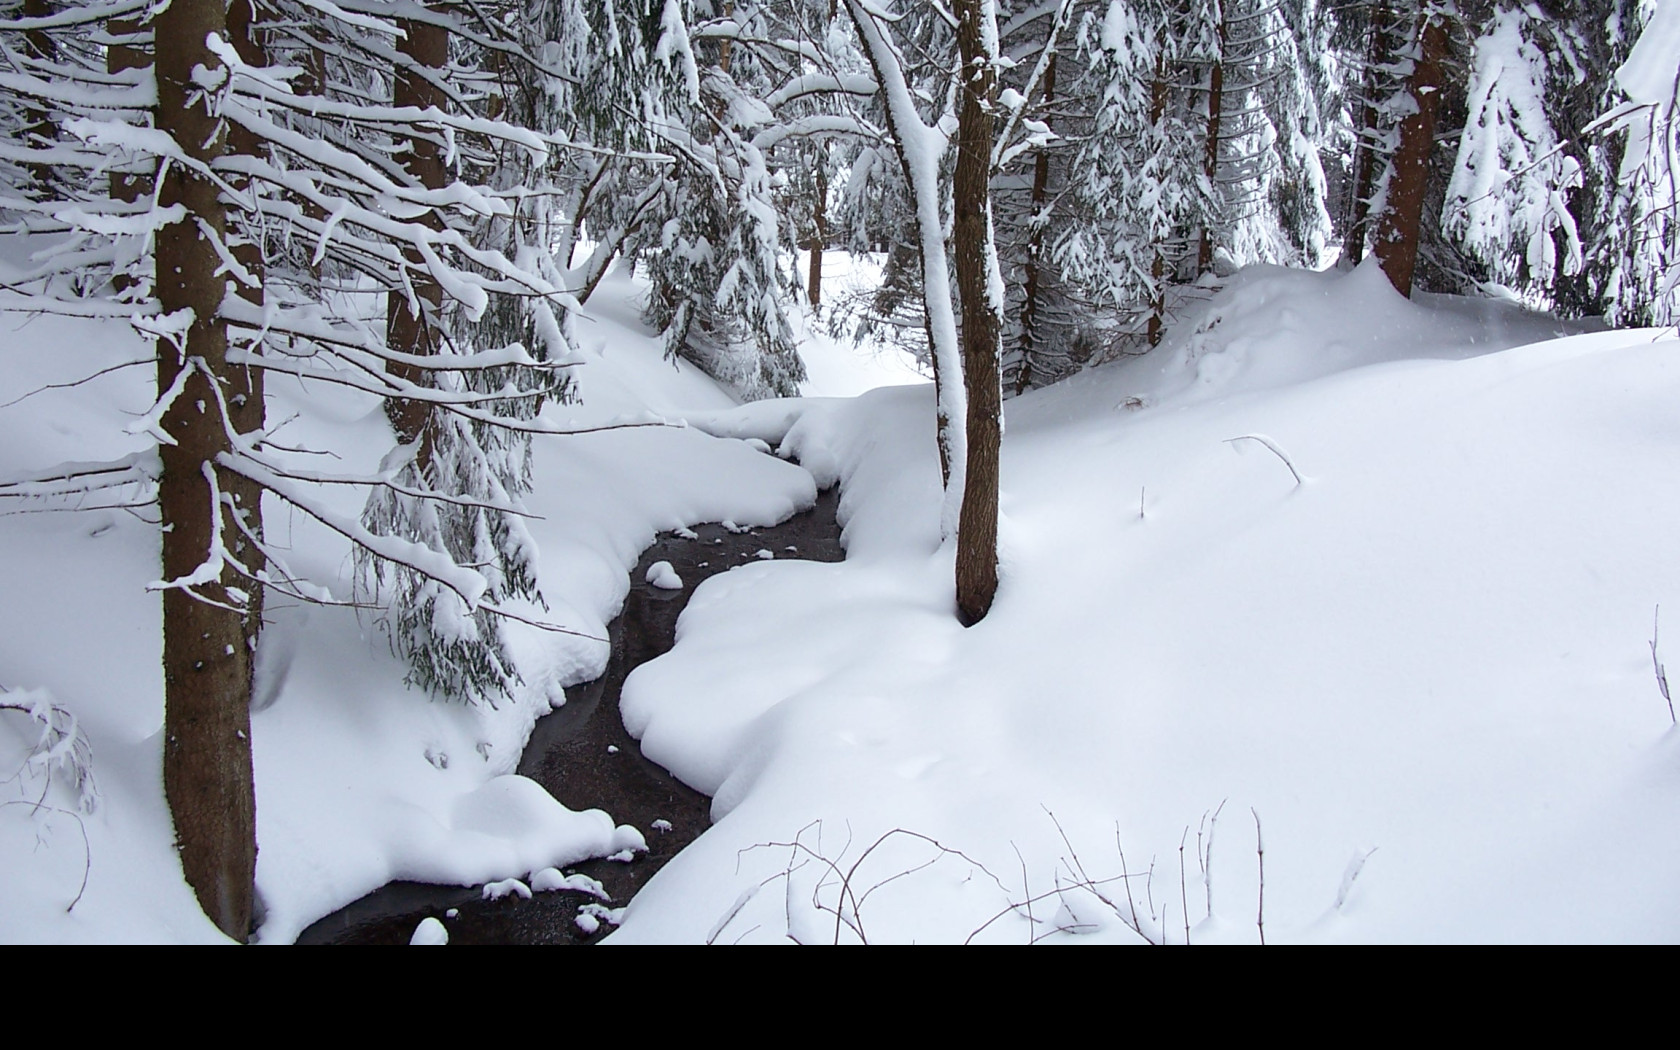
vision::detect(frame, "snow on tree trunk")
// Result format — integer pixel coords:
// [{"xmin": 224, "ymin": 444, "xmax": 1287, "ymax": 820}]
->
[
  {"xmin": 953, "ymin": 0, "xmax": 1002, "ymax": 626},
  {"xmin": 846, "ymin": 0, "xmax": 967, "ymax": 527},
  {"xmin": 155, "ymin": 0, "xmax": 256, "ymax": 942},
  {"xmin": 1444, "ymin": 7, "xmax": 1584, "ymax": 292},
  {"xmin": 1374, "ymin": 12, "xmax": 1449, "ymax": 298}
]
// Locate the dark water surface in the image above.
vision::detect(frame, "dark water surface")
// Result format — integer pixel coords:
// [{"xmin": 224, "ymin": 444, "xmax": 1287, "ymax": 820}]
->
[{"xmin": 296, "ymin": 487, "xmax": 844, "ymax": 944}]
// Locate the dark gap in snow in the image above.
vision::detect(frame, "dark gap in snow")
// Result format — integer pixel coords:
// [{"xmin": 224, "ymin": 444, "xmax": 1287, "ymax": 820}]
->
[{"xmin": 295, "ymin": 486, "xmax": 845, "ymax": 945}]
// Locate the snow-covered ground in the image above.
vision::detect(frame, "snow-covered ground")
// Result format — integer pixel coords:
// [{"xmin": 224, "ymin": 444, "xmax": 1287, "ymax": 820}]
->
[{"xmin": 4, "ymin": 250, "xmax": 1677, "ymax": 943}]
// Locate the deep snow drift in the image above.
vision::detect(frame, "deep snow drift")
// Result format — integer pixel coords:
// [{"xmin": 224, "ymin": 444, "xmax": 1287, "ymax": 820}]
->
[
  {"xmin": 3, "ymin": 255, "xmax": 1676, "ymax": 943},
  {"xmin": 614, "ymin": 263, "xmax": 1680, "ymax": 944}
]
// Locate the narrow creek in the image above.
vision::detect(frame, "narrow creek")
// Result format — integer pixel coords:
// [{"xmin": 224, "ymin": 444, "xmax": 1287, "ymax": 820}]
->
[{"xmin": 296, "ymin": 486, "xmax": 844, "ymax": 944}]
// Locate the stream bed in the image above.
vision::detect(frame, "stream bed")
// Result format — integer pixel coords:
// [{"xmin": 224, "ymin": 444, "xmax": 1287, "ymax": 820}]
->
[{"xmin": 296, "ymin": 486, "xmax": 844, "ymax": 944}]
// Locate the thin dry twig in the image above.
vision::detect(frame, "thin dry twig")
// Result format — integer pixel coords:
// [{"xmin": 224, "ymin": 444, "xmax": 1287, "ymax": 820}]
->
[
  {"xmin": 1652, "ymin": 605, "xmax": 1674, "ymax": 724},
  {"xmin": 1225, "ymin": 433, "xmax": 1305, "ymax": 487},
  {"xmin": 1252, "ymin": 808, "xmax": 1266, "ymax": 946}
]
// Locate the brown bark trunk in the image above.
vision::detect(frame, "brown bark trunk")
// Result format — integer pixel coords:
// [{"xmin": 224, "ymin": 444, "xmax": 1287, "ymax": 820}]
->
[
  {"xmin": 1342, "ymin": 2, "xmax": 1392, "ymax": 267},
  {"xmin": 295, "ymin": 40, "xmax": 329, "ymax": 281},
  {"xmin": 1373, "ymin": 14, "xmax": 1448, "ymax": 298},
  {"xmin": 21, "ymin": 0, "xmax": 56, "ymax": 192},
  {"xmin": 719, "ymin": 1, "xmax": 734, "ymax": 73},
  {"xmin": 1198, "ymin": 2, "xmax": 1227, "ymax": 276},
  {"xmin": 1016, "ymin": 52, "xmax": 1056, "ymax": 394},
  {"xmin": 953, "ymin": 0, "xmax": 1001, "ymax": 627},
  {"xmin": 1148, "ymin": 51, "xmax": 1169, "ymax": 347},
  {"xmin": 226, "ymin": 0, "xmax": 267, "ymax": 649},
  {"xmin": 155, "ymin": 0, "xmax": 255, "ymax": 942},
  {"xmin": 107, "ymin": 16, "xmax": 151, "ymax": 292},
  {"xmin": 808, "ymin": 158, "xmax": 826, "ymax": 308},
  {"xmin": 386, "ymin": 12, "xmax": 448, "ymax": 464}
]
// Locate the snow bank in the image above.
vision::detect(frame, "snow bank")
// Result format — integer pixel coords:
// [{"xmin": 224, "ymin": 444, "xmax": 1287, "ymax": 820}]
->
[
  {"xmin": 611, "ymin": 265, "xmax": 1680, "ymax": 944},
  {"xmin": 0, "ymin": 253, "xmax": 856, "ymax": 943}
]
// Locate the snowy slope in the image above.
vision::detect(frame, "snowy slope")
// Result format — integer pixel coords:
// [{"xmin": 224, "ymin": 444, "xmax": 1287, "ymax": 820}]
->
[
  {"xmin": 611, "ymin": 262, "xmax": 1680, "ymax": 944},
  {"xmin": 6, "ymin": 252, "xmax": 1675, "ymax": 944}
]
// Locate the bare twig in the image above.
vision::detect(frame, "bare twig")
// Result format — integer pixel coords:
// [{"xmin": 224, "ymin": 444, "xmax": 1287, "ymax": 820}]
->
[
  {"xmin": 1201, "ymin": 799, "xmax": 1226, "ymax": 918},
  {"xmin": 1652, "ymin": 605, "xmax": 1674, "ymax": 724},
  {"xmin": 1178, "ymin": 827, "xmax": 1191, "ymax": 945},
  {"xmin": 1225, "ymin": 434, "xmax": 1305, "ymax": 487},
  {"xmin": 0, "ymin": 357, "xmax": 152, "ymax": 410},
  {"xmin": 1, "ymin": 800, "xmax": 91, "ymax": 912},
  {"xmin": 1334, "ymin": 848, "xmax": 1376, "ymax": 913},
  {"xmin": 1252, "ymin": 808, "xmax": 1266, "ymax": 946}
]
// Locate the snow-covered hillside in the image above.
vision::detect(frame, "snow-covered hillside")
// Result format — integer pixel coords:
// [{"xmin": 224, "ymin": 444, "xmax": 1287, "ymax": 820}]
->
[
  {"xmin": 4, "ymin": 256, "xmax": 1677, "ymax": 943},
  {"xmin": 614, "ymin": 262, "xmax": 1680, "ymax": 944}
]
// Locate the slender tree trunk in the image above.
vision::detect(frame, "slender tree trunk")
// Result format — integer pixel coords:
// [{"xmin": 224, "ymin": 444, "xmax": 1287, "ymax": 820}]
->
[
  {"xmin": 808, "ymin": 155, "xmax": 826, "ymax": 308},
  {"xmin": 107, "ymin": 15, "xmax": 150, "ymax": 293},
  {"xmin": 1198, "ymin": 1, "xmax": 1227, "ymax": 276},
  {"xmin": 953, "ymin": 0, "xmax": 1001, "ymax": 627},
  {"xmin": 845, "ymin": 1, "xmax": 963, "ymax": 494},
  {"xmin": 295, "ymin": 37, "xmax": 329, "ymax": 282},
  {"xmin": 718, "ymin": 1, "xmax": 734, "ymax": 73},
  {"xmin": 226, "ymin": 0, "xmax": 268, "ymax": 650},
  {"xmin": 1016, "ymin": 52, "xmax": 1056, "ymax": 394},
  {"xmin": 386, "ymin": 10, "xmax": 448, "ymax": 464},
  {"xmin": 155, "ymin": 0, "xmax": 255, "ymax": 942},
  {"xmin": 1148, "ymin": 50, "xmax": 1169, "ymax": 347},
  {"xmin": 1342, "ymin": 3, "xmax": 1391, "ymax": 267},
  {"xmin": 21, "ymin": 0, "xmax": 56, "ymax": 192},
  {"xmin": 1373, "ymin": 13, "xmax": 1448, "ymax": 298}
]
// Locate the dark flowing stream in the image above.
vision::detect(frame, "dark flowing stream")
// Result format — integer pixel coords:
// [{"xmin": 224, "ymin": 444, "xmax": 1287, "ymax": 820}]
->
[{"xmin": 296, "ymin": 487, "xmax": 844, "ymax": 944}]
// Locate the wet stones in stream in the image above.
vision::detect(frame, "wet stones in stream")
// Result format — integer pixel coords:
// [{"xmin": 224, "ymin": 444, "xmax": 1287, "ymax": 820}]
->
[{"xmin": 295, "ymin": 487, "xmax": 844, "ymax": 944}]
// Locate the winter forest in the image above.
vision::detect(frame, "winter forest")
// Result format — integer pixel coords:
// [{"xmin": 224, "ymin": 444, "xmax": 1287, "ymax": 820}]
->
[{"xmin": 1, "ymin": 0, "xmax": 1677, "ymax": 944}]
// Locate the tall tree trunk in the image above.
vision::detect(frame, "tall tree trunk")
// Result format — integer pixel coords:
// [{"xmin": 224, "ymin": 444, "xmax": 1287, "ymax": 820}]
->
[
  {"xmin": 1198, "ymin": 1, "xmax": 1227, "ymax": 276},
  {"xmin": 1342, "ymin": 2, "xmax": 1392, "ymax": 267},
  {"xmin": 226, "ymin": 0, "xmax": 268, "ymax": 651},
  {"xmin": 1148, "ymin": 50, "xmax": 1169, "ymax": 347},
  {"xmin": 953, "ymin": 0, "xmax": 1001, "ymax": 627},
  {"xmin": 1373, "ymin": 13, "xmax": 1448, "ymax": 298},
  {"xmin": 1016, "ymin": 52, "xmax": 1056, "ymax": 394},
  {"xmin": 107, "ymin": 15, "xmax": 150, "ymax": 292},
  {"xmin": 295, "ymin": 37, "xmax": 329, "ymax": 282},
  {"xmin": 386, "ymin": 10, "xmax": 449, "ymax": 464},
  {"xmin": 845, "ymin": 0, "xmax": 964, "ymax": 496},
  {"xmin": 155, "ymin": 0, "xmax": 255, "ymax": 942},
  {"xmin": 21, "ymin": 0, "xmax": 56, "ymax": 192},
  {"xmin": 808, "ymin": 154, "xmax": 826, "ymax": 308}
]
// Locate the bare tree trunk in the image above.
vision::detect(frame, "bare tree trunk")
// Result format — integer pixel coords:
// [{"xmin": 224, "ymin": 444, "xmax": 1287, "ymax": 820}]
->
[
  {"xmin": 1197, "ymin": 1, "xmax": 1227, "ymax": 277},
  {"xmin": 1341, "ymin": 3, "xmax": 1391, "ymax": 267},
  {"xmin": 953, "ymin": 0, "xmax": 1001, "ymax": 627},
  {"xmin": 1016, "ymin": 52, "xmax": 1056, "ymax": 394},
  {"xmin": 107, "ymin": 15, "xmax": 150, "ymax": 293},
  {"xmin": 1373, "ymin": 13, "xmax": 1448, "ymax": 298},
  {"xmin": 20, "ymin": 0, "xmax": 56, "ymax": 192},
  {"xmin": 386, "ymin": 10, "xmax": 448, "ymax": 466},
  {"xmin": 226, "ymin": 0, "xmax": 267, "ymax": 651},
  {"xmin": 1148, "ymin": 50, "xmax": 1169, "ymax": 347},
  {"xmin": 155, "ymin": 0, "xmax": 255, "ymax": 942},
  {"xmin": 295, "ymin": 36, "xmax": 329, "ymax": 282},
  {"xmin": 808, "ymin": 155, "xmax": 826, "ymax": 308}
]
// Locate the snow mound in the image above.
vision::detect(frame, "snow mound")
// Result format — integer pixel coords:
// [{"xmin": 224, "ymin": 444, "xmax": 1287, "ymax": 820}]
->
[{"xmin": 645, "ymin": 560, "xmax": 684, "ymax": 590}]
